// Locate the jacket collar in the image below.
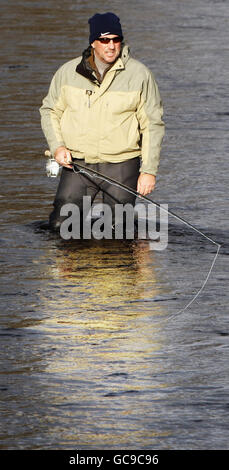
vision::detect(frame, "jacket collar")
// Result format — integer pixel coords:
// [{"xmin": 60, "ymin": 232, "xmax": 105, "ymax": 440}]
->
[{"xmin": 76, "ymin": 44, "xmax": 129, "ymax": 84}]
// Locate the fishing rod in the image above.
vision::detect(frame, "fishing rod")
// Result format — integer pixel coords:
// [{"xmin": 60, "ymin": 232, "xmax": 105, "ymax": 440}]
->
[
  {"xmin": 71, "ymin": 159, "xmax": 220, "ymax": 248},
  {"xmin": 45, "ymin": 151, "xmax": 220, "ymax": 246},
  {"xmin": 71, "ymin": 159, "xmax": 221, "ymax": 320},
  {"xmin": 45, "ymin": 151, "xmax": 221, "ymax": 319}
]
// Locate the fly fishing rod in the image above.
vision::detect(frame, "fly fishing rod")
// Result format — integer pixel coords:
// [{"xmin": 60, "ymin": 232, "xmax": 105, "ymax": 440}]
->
[
  {"xmin": 45, "ymin": 151, "xmax": 221, "ymax": 319},
  {"xmin": 45, "ymin": 150, "xmax": 220, "ymax": 247},
  {"xmin": 72, "ymin": 159, "xmax": 221, "ymax": 320},
  {"xmin": 71, "ymin": 159, "xmax": 220, "ymax": 247}
]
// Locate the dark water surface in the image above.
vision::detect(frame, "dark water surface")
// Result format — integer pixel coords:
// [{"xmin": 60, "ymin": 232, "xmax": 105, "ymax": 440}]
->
[{"xmin": 0, "ymin": 0, "xmax": 228, "ymax": 450}]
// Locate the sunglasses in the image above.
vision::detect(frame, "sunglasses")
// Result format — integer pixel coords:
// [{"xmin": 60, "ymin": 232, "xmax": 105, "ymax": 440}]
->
[{"xmin": 97, "ymin": 37, "xmax": 122, "ymax": 44}]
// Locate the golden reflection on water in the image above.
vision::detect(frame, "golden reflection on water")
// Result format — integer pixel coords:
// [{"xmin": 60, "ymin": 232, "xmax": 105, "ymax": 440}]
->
[
  {"xmin": 37, "ymin": 239, "xmax": 167, "ymax": 390},
  {"xmin": 47, "ymin": 238, "xmax": 165, "ymax": 310}
]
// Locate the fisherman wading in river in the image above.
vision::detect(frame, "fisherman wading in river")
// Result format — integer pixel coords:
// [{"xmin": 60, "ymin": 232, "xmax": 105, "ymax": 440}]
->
[{"xmin": 40, "ymin": 12, "xmax": 165, "ymax": 235}]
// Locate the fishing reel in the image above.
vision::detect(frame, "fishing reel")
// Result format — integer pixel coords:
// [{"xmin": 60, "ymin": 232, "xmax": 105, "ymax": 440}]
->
[{"xmin": 45, "ymin": 150, "xmax": 60, "ymax": 178}]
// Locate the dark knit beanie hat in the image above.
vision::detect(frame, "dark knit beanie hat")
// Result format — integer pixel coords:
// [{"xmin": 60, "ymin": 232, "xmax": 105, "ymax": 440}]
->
[{"xmin": 88, "ymin": 12, "xmax": 123, "ymax": 44}]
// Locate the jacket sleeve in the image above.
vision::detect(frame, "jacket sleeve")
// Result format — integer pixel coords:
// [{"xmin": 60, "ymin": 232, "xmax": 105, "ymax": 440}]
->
[
  {"xmin": 39, "ymin": 67, "xmax": 66, "ymax": 156},
  {"xmin": 136, "ymin": 70, "xmax": 165, "ymax": 175}
]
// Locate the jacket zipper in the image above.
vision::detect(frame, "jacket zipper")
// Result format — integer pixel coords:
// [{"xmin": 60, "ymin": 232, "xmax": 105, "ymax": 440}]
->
[{"xmin": 86, "ymin": 90, "xmax": 92, "ymax": 108}]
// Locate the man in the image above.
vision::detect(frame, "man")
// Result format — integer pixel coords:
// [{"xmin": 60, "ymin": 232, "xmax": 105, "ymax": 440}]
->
[{"xmin": 40, "ymin": 12, "xmax": 165, "ymax": 233}]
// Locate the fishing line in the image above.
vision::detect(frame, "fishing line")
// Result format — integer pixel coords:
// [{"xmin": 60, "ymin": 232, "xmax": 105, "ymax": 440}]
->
[
  {"xmin": 72, "ymin": 160, "xmax": 221, "ymax": 319},
  {"xmin": 166, "ymin": 244, "xmax": 220, "ymax": 321}
]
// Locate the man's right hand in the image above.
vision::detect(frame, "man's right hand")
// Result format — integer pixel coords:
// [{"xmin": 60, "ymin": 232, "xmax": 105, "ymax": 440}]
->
[{"xmin": 54, "ymin": 146, "xmax": 72, "ymax": 169}]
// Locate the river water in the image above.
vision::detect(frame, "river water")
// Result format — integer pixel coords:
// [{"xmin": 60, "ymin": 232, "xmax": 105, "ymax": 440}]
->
[{"xmin": 0, "ymin": 0, "xmax": 228, "ymax": 450}]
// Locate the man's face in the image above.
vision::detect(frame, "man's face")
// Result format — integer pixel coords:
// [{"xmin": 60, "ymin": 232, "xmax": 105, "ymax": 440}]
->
[{"xmin": 92, "ymin": 35, "xmax": 122, "ymax": 64}]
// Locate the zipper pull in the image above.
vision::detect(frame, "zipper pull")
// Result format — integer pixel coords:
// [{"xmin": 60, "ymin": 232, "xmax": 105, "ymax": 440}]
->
[{"xmin": 86, "ymin": 90, "xmax": 92, "ymax": 108}]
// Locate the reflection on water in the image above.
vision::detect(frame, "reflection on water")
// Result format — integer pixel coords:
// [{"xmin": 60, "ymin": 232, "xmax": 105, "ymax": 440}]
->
[
  {"xmin": 46, "ymin": 240, "xmax": 163, "ymax": 309},
  {"xmin": 39, "ymin": 241, "xmax": 165, "ymax": 377},
  {"xmin": 0, "ymin": 0, "xmax": 228, "ymax": 451},
  {"xmin": 2, "ymin": 229, "xmax": 228, "ymax": 450},
  {"xmin": 1, "ymin": 236, "xmax": 171, "ymax": 450}
]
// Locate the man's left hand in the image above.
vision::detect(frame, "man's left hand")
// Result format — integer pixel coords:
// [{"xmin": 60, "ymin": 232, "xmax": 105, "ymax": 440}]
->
[{"xmin": 137, "ymin": 173, "xmax": 156, "ymax": 196}]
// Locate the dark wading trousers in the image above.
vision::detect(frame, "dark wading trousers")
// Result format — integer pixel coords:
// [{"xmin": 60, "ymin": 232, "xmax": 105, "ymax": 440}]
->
[{"xmin": 49, "ymin": 157, "xmax": 140, "ymax": 231}]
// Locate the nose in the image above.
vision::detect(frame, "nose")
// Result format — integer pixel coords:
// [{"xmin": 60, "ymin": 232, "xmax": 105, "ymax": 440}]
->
[{"xmin": 108, "ymin": 40, "xmax": 115, "ymax": 49}]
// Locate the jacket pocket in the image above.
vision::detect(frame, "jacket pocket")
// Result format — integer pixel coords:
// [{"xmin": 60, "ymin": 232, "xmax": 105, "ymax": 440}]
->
[
  {"xmin": 61, "ymin": 86, "xmax": 89, "ymax": 149},
  {"xmin": 101, "ymin": 91, "xmax": 141, "ymax": 154}
]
